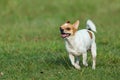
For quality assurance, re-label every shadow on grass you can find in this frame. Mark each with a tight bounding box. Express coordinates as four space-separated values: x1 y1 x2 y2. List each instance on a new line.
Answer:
45 55 71 69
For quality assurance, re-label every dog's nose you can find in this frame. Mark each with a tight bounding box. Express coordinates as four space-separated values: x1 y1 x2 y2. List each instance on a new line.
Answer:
60 27 64 34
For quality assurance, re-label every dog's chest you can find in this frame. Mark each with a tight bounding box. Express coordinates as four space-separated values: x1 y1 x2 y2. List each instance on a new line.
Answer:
65 39 83 55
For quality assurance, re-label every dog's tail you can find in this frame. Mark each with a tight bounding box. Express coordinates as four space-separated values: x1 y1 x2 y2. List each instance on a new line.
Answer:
86 19 96 32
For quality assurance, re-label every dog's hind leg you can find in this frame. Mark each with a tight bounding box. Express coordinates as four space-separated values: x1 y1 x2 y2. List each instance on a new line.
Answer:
91 42 97 69
82 53 88 67
76 56 80 65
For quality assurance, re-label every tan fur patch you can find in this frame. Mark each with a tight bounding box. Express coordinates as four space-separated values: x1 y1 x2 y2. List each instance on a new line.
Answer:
72 27 77 35
88 31 92 39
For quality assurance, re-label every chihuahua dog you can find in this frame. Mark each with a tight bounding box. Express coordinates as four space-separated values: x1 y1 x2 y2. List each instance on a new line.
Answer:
60 19 97 70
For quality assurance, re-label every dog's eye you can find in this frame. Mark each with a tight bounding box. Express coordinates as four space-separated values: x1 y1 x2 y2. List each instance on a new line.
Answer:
66 28 71 30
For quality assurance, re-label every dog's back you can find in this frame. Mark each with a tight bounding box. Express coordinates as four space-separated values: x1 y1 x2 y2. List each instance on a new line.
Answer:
74 29 95 52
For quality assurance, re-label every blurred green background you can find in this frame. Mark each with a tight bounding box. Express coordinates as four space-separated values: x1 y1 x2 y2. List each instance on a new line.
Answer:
0 0 120 80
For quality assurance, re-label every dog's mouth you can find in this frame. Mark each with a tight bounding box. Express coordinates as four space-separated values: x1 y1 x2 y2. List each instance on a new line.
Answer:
61 33 71 38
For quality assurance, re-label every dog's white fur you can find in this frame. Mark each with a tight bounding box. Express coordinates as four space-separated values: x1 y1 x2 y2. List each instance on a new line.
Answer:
62 20 97 70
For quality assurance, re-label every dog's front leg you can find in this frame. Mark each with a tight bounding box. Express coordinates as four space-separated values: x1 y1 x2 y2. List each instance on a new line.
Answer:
69 54 81 70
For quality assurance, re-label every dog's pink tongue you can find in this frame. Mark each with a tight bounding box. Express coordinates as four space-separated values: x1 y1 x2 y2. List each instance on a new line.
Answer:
61 34 67 38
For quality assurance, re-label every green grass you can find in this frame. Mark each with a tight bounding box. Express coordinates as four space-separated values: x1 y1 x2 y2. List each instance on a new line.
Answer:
0 0 120 80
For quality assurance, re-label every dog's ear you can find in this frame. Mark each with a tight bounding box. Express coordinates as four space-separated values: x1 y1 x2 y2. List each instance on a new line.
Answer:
66 21 70 23
73 20 79 29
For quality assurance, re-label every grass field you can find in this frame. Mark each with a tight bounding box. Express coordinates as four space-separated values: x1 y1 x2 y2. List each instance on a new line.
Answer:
0 0 120 80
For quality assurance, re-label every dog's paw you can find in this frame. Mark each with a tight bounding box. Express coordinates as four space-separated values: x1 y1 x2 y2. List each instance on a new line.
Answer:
74 64 81 70
83 63 88 67
92 66 96 70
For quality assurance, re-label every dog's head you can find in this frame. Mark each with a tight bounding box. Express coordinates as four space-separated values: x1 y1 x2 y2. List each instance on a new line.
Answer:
60 20 80 38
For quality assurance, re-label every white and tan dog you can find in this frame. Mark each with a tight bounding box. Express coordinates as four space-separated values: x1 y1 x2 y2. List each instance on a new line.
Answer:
60 19 97 70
